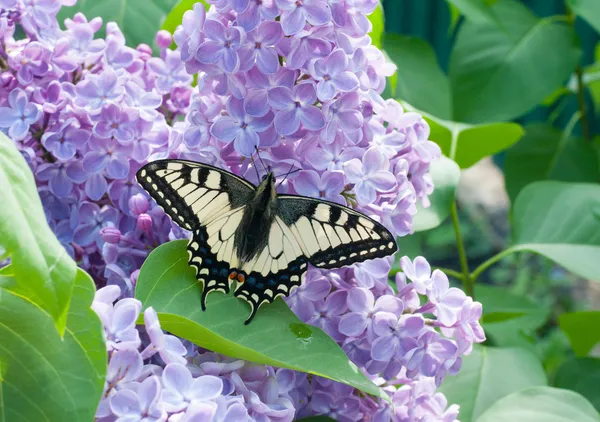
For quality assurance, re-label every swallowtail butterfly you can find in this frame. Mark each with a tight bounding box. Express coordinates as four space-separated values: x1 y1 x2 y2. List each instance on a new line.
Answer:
136 159 398 324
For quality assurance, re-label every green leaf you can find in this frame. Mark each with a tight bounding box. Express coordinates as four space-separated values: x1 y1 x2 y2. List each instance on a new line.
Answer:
567 0 600 34
476 387 600 422
0 132 76 335
368 2 384 49
444 0 497 25
384 33 525 168
135 240 388 401
476 284 548 324
438 346 547 422
509 182 600 282
504 124 599 204
57 0 179 51
559 311 600 356
415 109 524 169
383 34 452 120
449 0 581 123
554 357 600 411
413 155 461 232
162 0 208 36
0 269 106 421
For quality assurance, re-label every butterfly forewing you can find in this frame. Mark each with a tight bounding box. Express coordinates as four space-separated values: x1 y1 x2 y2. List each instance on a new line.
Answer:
276 195 398 268
136 160 255 307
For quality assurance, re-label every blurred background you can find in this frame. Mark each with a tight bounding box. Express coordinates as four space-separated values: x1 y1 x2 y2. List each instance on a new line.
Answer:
379 0 600 407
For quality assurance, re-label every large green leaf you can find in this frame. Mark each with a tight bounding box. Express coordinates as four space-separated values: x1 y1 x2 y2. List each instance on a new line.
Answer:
444 0 497 25
449 0 581 123
554 357 600 411
0 133 76 334
504 124 599 204
384 34 524 169
559 311 600 356
57 0 178 49
476 387 600 422
567 0 600 34
509 182 600 282
383 34 452 120
476 284 548 324
0 269 106 421
426 114 524 169
135 240 388 401
438 346 547 422
413 155 461 232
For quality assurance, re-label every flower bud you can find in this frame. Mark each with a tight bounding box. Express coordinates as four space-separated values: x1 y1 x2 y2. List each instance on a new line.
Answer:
136 43 153 60
130 269 140 286
100 227 122 244
137 213 153 232
129 193 149 216
155 30 172 49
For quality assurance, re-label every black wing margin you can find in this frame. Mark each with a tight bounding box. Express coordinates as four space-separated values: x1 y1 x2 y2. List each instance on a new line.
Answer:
136 159 255 231
136 159 256 308
276 195 398 269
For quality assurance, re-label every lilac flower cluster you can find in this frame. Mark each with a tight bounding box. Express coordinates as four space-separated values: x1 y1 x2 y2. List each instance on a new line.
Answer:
0 0 192 283
93 285 297 422
2 0 485 420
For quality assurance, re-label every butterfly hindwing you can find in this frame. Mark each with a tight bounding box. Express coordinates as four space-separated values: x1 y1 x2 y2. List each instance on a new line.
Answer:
136 160 255 307
276 195 398 268
233 216 310 323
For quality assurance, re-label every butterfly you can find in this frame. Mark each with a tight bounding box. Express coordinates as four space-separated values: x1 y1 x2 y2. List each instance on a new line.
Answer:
136 159 398 324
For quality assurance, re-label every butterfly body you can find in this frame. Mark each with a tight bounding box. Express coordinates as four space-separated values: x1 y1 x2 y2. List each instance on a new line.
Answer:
136 159 398 324
234 172 277 264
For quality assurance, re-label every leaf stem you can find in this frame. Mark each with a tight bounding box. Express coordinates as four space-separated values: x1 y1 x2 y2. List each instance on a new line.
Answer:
470 247 516 282
450 201 473 298
575 65 591 141
434 267 464 281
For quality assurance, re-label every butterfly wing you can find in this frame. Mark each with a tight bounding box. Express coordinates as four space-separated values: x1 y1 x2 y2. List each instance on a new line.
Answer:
233 195 397 324
136 159 255 307
277 195 398 268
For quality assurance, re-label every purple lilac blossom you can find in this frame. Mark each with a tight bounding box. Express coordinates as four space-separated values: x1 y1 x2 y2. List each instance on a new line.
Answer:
4 1 486 420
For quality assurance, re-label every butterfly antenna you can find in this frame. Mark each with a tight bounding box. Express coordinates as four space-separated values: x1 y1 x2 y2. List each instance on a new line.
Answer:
249 155 261 181
275 163 299 189
254 146 268 175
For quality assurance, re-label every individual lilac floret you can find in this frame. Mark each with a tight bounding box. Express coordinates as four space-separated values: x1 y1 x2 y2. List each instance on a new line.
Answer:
162 363 223 413
210 97 273 156
240 20 283 74
95 297 142 351
311 49 360 101
293 170 346 204
92 104 137 144
9 41 50 84
370 313 425 364
339 288 403 338
142 307 188 365
41 118 90 160
276 0 332 35
197 19 245 73
344 148 397 205
96 349 143 417
110 376 167 422
75 69 124 112
0 88 42 140
268 83 325 136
